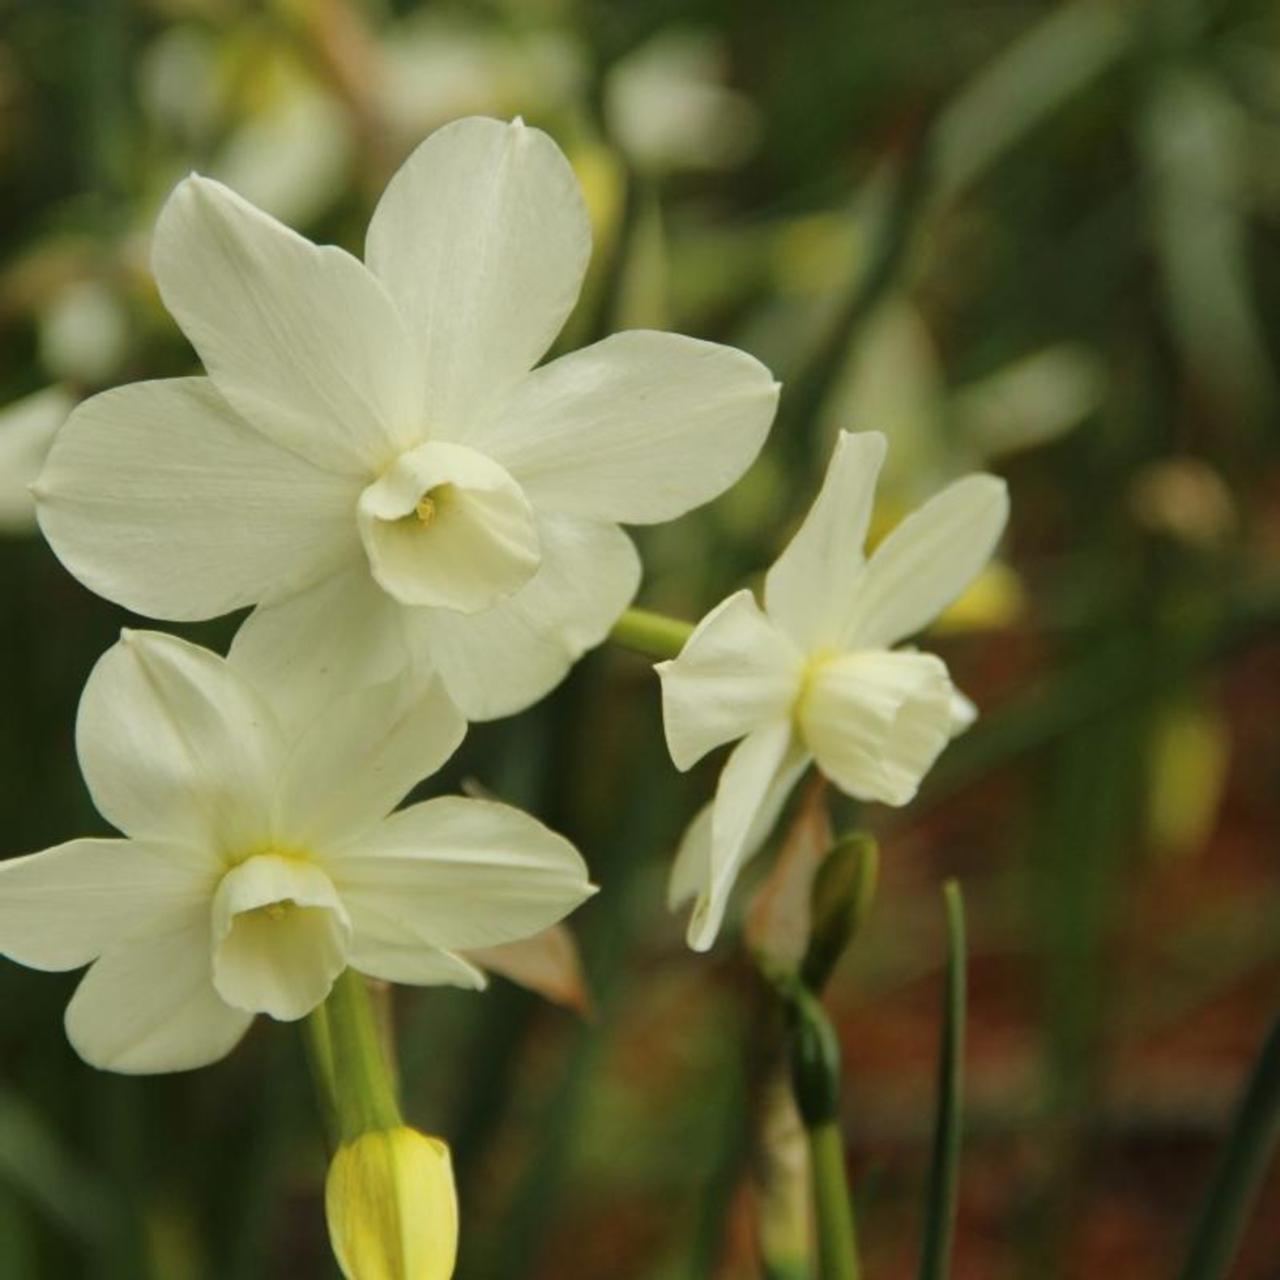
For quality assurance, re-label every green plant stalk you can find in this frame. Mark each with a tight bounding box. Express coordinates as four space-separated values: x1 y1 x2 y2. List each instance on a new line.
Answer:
609 607 694 660
787 987 861 1280
809 1120 861 1280
1177 1009 1280 1280
306 970 402 1146
918 881 967 1280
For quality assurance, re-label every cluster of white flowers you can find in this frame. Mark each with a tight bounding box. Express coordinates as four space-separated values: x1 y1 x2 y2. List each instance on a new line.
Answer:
0 116 1008 1079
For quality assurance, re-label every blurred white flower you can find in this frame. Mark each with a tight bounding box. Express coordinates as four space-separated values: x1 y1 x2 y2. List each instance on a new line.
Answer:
212 81 354 228
0 387 73 534
380 19 585 139
605 30 760 175
659 431 1008 950
37 116 778 722
0 630 594 1073
38 281 131 386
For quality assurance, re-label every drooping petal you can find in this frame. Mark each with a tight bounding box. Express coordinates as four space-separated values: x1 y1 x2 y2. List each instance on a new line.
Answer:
356 441 539 612
475 331 779 524
76 631 284 855
152 175 421 473
842 475 1009 649
800 650 955 805
667 802 713 910
350 939 487 991
417 515 640 721
656 590 803 772
0 386 72 533
65 919 253 1074
0 838 215 971
365 116 590 432
764 430 887 649
328 797 594 953
277 674 465 850
228 562 415 741
465 925 592 1014
686 720 810 951
950 687 979 734
211 855 351 1021
36 378 362 620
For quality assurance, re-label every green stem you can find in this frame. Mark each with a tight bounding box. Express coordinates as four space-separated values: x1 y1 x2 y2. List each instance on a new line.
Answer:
306 970 402 1144
786 987 862 1279
608 607 694 660
302 1002 338 1146
809 1121 861 1280
918 881 967 1280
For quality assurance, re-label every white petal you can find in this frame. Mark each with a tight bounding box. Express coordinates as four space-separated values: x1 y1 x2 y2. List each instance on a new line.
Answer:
842 475 1010 649
76 631 284 855
228 562 415 741
950 687 979 734
153 174 421 473
418 515 640 721
351 941 487 991
36 378 362 620
277 674 465 850
800 650 955 805
688 720 809 952
211 855 351 1021
0 386 72 533
764 431 887 649
656 590 803 771
327 797 594 952
65 919 253 1074
667 801 713 910
356 441 539 612
0 838 215 971
475 331 779 524
365 117 590 432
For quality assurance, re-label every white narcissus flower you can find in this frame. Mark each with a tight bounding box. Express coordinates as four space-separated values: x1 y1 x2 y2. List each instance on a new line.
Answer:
658 431 1009 951
0 631 594 1074
34 115 779 724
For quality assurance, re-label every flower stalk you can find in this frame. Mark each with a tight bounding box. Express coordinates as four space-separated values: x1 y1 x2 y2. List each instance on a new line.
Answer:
787 986 862 1280
318 968 403 1142
809 1119 862 1280
308 972 460 1280
609 607 694 660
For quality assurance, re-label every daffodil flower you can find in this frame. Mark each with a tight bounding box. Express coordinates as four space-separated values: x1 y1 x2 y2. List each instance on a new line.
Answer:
0 630 594 1073
658 431 1009 950
34 116 779 723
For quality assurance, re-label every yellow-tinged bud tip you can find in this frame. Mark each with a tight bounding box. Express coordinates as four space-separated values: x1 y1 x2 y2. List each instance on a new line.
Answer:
325 1128 458 1280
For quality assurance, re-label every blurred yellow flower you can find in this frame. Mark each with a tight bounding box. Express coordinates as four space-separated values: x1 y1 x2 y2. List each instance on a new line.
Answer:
326 1128 458 1280
932 562 1025 633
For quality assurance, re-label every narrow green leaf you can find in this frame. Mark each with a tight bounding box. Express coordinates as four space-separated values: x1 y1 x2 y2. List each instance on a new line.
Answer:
1178 1010 1280 1280
917 880 967 1280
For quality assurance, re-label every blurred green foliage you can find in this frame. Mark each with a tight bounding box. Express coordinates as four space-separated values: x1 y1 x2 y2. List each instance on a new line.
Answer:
2 0 1280 1276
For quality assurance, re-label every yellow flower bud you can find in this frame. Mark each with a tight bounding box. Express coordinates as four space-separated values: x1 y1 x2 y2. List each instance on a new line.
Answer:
325 1128 458 1280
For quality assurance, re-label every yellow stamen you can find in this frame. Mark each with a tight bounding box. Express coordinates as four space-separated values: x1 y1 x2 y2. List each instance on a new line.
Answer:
415 495 437 526
262 900 292 921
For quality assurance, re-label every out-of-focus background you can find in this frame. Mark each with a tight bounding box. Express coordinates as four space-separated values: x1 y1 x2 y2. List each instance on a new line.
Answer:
2 0 1280 1276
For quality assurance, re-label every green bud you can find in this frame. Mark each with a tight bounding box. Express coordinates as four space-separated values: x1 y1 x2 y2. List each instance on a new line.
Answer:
800 833 879 993
787 987 843 1129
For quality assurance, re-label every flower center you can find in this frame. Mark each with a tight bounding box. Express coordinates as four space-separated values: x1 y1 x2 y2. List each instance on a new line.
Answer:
357 442 540 614
210 854 351 1022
